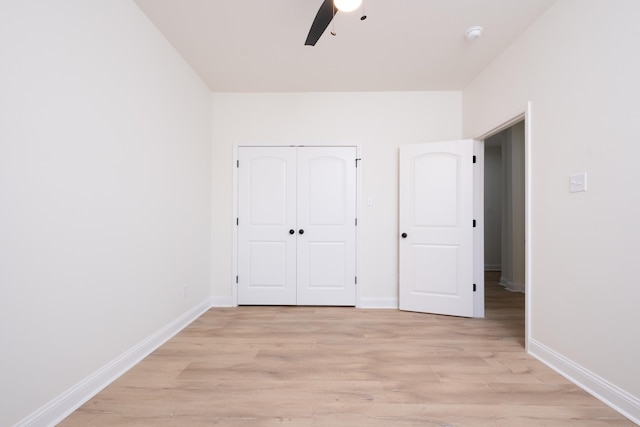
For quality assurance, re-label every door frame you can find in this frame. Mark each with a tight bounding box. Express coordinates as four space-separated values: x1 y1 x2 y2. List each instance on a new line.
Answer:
232 143 362 307
472 102 532 350
473 140 485 318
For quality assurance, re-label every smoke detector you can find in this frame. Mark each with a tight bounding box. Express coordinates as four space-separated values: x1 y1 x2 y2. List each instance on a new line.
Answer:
465 26 483 41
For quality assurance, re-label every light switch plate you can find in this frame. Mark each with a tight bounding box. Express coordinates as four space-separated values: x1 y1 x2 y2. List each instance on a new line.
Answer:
569 173 587 193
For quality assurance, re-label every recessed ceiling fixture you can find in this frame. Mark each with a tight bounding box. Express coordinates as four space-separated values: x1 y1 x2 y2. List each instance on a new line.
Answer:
334 0 362 13
465 26 484 41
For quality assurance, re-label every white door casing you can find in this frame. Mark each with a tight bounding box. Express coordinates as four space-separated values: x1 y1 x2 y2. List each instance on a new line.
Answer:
399 140 475 317
237 146 356 306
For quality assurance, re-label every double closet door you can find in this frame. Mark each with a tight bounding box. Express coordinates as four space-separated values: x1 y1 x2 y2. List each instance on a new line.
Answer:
237 146 357 306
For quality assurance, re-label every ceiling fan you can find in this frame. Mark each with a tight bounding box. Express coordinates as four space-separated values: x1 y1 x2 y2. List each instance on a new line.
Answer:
305 0 366 46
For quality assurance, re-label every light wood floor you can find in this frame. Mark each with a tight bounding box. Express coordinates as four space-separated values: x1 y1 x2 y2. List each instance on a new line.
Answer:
61 273 634 426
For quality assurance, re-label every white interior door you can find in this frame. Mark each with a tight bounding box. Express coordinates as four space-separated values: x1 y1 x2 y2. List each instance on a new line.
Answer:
237 147 297 305
237 146 356 306
296 147 357 306
399 140 475 317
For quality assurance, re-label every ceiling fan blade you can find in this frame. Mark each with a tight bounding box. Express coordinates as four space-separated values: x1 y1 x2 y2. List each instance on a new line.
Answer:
305 0 337 46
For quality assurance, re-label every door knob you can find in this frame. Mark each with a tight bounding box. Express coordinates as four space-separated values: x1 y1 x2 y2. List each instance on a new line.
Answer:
289 229 295 235
401 232 407 238
299 229 304 235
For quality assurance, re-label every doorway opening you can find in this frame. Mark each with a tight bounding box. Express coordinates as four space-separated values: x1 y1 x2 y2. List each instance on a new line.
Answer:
483 120 526 345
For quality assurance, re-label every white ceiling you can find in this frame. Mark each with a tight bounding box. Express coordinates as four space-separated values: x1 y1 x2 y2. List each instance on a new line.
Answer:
133 0 556 92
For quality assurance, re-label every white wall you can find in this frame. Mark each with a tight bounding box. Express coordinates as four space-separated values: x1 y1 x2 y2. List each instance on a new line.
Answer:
0 1 212 425
506 122 525 292
211 92 461 306
484 140 502 270
464 0 640 420
492 123 526 292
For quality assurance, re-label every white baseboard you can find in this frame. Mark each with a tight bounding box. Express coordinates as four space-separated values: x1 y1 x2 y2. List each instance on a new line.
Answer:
213 295 399 309
211 296 234 307
529 338 640 425
506 281 525 293
498 276 525 293
358 297 398 309
17 298 213 427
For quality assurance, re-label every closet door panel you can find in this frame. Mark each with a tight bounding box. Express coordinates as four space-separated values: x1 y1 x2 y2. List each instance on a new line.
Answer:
296 147 357 306
237 147 297 305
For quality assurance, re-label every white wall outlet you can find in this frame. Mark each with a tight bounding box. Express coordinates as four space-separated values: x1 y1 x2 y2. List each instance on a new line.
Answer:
367 197 374 207
569 173 587 193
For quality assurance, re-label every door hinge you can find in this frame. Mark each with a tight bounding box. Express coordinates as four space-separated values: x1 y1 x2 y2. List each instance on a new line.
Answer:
473 219 476 227
236 276 239 284
236 160 239 168
473 155 476 164
355 158 361 168
236 218 239 226
473 283 476 292
355 218 358 226
355 276 358 285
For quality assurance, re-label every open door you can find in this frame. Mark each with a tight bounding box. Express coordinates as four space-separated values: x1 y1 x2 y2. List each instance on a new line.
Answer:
399 140 475 317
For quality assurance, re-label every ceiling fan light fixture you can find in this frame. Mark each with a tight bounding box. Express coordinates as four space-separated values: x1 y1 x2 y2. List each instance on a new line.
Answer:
334 0 362 13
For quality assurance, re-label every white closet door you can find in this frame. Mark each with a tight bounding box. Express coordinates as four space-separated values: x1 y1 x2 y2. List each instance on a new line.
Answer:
399 140 474 317
237 147 297 305
237 146 357 306
296 147 357 306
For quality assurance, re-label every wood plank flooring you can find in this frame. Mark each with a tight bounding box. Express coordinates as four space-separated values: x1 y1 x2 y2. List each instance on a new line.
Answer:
60 273 634 426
